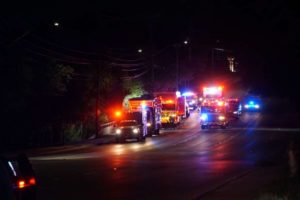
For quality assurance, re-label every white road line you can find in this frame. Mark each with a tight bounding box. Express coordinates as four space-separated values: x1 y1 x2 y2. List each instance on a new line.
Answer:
230 127 300 132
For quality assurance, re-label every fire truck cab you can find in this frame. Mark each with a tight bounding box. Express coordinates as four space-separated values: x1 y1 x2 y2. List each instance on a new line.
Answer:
128 94 162 136
153 92 187 128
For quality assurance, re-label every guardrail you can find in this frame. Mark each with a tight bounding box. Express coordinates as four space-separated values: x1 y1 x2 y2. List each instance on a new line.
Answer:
99 121 115 128
95 121 116 137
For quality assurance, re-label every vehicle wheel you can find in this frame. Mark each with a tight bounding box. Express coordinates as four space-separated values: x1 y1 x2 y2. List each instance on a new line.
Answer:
115 137 123 143
155 129 160 135
201 125 206 129
172 123 177 129
221 125 227 129
139 136 146 142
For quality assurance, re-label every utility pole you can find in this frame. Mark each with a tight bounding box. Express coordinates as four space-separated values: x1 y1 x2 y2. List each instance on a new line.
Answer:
188 44 192 66
95 64 100 138
175 44 180 91
148 21 155 92
212 47 233 73
151 56 154 88
211 48 214 71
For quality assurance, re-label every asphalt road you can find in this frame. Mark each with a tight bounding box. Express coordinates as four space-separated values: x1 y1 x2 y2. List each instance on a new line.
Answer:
29 111 300 200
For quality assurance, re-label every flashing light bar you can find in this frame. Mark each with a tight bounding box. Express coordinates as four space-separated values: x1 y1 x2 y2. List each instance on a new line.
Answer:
201 113 208 121
244 103 260 109
217 101 224 106
165 100 174 104
182 91 195 97
203 86 223 97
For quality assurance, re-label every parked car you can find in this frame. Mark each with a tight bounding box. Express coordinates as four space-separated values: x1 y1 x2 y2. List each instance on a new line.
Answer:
0 154 36 200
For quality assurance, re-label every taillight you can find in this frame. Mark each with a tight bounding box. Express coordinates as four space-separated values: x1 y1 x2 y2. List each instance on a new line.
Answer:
29 177 36 185
16 177 36 189
18 180 25 189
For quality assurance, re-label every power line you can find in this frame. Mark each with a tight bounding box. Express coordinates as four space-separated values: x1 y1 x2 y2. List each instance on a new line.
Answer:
0 17 147 63
121 66 147 72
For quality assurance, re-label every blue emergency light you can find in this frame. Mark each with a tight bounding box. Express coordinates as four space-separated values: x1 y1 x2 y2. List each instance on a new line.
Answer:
244 100 260 110
201 113 208 121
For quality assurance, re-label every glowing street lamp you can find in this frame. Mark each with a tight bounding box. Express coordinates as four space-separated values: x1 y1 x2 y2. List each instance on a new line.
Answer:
53 21 60 27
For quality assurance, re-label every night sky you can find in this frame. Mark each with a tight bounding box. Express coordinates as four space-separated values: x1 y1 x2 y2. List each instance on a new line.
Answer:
1 0 299 95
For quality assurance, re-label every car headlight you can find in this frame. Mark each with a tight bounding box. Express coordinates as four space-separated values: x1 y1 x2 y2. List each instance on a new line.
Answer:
133 128 139 134
244 104 249 108
254 104 260 109
233 111 238 114
201 113 208 121
116 129 121 134
218 116 225 121
147 122 151 127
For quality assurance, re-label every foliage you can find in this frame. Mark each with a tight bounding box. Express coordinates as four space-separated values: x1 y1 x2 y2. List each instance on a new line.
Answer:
98 68 116 92
49 64 74 94
1 49 122 148
99 113 109 124
63 123 83 143
122 80 146 109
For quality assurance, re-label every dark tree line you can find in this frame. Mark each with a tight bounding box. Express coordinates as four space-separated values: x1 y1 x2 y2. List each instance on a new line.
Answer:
0 47 126 151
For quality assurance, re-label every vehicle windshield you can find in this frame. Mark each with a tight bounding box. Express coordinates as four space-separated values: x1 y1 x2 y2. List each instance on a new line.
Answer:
162 104 176 110
201 106 218 113
118 121 138 126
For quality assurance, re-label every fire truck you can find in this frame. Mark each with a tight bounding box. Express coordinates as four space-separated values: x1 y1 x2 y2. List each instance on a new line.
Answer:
153 92 188 127
128 94 162 136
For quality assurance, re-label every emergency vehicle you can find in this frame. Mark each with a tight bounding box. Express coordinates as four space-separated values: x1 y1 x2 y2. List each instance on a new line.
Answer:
199 86 229 129
114 119 145 142
128 94 162 136
113 94 162 142
226 98 242 118
182 91 198 111
242 95 262 112
200 106 228 129
153 92 188 127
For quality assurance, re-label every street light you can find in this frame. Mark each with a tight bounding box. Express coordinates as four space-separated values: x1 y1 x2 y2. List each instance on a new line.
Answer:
53 21 60 27
138 48 143 53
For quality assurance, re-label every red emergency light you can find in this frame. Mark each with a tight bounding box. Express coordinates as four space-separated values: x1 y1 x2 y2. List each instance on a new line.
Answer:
217 101 224 106
115 111 122 117
165 100 174 104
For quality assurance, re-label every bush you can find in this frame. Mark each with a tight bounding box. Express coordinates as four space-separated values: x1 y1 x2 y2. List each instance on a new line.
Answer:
63 123 83 143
